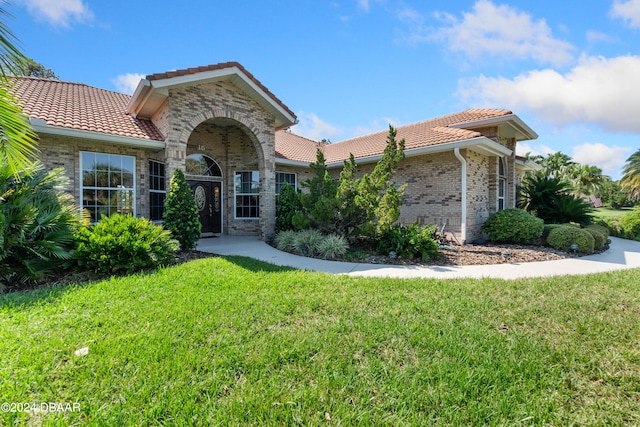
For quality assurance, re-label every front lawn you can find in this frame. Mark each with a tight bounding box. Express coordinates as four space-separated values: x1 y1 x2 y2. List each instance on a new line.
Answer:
2 258 639 425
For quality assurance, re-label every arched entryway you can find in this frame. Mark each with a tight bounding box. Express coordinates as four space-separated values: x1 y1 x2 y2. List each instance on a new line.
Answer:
186 154 223 234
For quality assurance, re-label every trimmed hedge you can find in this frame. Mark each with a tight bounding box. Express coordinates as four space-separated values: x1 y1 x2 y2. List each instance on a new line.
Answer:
584 227 606 251
546 226 595 254
75 214 179 275
481 209 544 243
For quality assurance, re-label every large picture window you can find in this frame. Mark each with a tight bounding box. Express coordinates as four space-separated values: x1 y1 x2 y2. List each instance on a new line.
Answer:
276 172 297 194
81 152 135 223
235 171 259 218
149 160 166 221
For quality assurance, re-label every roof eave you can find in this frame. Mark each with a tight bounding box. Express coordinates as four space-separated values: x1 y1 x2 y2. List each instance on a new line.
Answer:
30 119 165 151
449 114 538 141
138 66 297 129
323 137 512 168
126 79 152 117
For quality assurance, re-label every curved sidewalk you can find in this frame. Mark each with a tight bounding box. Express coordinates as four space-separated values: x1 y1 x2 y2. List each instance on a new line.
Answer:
196 236 640 280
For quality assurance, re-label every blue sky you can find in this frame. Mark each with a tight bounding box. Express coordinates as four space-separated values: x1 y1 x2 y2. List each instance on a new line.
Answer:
7 0 640 179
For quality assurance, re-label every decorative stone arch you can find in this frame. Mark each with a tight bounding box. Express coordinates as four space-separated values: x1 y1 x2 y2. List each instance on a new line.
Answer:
178 109 266 170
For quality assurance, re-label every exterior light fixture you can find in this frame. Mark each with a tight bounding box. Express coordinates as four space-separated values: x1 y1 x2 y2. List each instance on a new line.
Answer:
570 243 579 254
502 250 511 261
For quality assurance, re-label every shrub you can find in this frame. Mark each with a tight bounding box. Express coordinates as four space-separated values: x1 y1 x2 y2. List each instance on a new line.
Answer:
163 169 201 250
377 223 440 261
585 224 609 238
275 183 301 232
546 226 595 254
618 208 640 241
481 209 544 243
542 224 564 244
317 234 349 259
293 229 324 257
0 161 85 287
550 195 593 225
274 230 297 252
584 227 606 251
75 214 179 275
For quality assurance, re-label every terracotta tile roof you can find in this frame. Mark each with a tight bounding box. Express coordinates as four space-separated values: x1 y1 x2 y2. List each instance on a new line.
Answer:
8 76 164 141
146 61 296 120
276 109 513 164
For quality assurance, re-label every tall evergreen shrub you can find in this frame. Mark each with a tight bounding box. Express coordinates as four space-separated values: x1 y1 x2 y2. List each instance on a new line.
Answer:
163 169 201 250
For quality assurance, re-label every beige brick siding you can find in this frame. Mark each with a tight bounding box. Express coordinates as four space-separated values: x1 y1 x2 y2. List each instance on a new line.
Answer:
160 80 278 239
37 134 164 219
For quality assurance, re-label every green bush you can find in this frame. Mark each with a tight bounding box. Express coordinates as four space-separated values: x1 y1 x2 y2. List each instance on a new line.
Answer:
584 227 606 251
542 224 564 244
377 223 440 261
317 234 349 259
75 214 179 275
293 229 324 257
546 226 595 254
0 161 85 287
163 169 201 250
274 230 297 252
618 208 640 241
275 183 301 232
585 224 609 238
481 209 544 243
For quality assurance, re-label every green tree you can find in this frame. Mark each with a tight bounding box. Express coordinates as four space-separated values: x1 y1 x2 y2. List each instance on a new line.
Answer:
163 169 201 250
568 164 608 196
620 149 640 201
0 6 38 174
16 57 59 79
296 149 339 233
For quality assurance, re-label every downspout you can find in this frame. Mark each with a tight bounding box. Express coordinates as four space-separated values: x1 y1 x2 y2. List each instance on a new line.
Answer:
454 148 467 244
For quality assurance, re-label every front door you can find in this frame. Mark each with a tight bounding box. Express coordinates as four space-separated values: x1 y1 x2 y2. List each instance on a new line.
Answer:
189 181 222 234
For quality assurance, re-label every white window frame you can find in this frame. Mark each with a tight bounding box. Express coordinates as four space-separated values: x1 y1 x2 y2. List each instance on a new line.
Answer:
498 157 506 211
80 151 136 223
275 172 297 194
234 170 260 219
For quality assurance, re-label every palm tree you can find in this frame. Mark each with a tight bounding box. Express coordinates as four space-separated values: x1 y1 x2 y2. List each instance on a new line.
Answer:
620 149 640 201
569 164 607 196
0 5 38 175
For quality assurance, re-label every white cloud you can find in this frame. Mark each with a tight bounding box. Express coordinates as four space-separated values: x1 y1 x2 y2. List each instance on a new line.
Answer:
586 30 616 43
357 0 369 12
351 117 402 139
610 0 640 28
20 0 93 27
571 142 632 177
111 73 145 95
516 143 555 157
428 0 574 66
458 55 640 133
293 111 343 142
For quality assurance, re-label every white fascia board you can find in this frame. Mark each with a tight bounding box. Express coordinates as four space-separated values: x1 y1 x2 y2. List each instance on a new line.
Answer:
324 137 512 168
449 114 538 140
126 79 152 116
150 67 296 126
275 158 313 167
31 121 165 151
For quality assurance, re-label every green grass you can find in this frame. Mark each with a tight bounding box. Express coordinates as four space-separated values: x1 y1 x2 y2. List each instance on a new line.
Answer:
592 207 634 220
2 258 640 426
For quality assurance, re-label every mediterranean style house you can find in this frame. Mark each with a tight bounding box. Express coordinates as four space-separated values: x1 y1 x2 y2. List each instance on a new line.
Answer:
9 62 539 243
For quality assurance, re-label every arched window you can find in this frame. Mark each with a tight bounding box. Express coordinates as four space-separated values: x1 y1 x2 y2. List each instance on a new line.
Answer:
185 154 222 177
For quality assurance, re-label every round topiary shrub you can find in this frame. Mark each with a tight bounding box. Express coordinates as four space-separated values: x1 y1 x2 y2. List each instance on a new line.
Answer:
542 224 565 244
584 227 606 251
75 214 179 275
481 208 544 243
546 226 595 254
585 224 609 238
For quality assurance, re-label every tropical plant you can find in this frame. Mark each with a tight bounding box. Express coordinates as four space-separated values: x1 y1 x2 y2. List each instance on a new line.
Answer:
550 195 593 225
520 175 569 221
0 161 85 287
481 208 544 243
163 169 201 250
568 164 607 196
292 229 324 257
620 149 640 201
274 229 297 252
75 214 179 275
0 6 39 175
317 234 349 259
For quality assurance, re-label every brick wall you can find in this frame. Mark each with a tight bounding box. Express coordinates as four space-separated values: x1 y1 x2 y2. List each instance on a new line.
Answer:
37 134 164 219
160 80 278 239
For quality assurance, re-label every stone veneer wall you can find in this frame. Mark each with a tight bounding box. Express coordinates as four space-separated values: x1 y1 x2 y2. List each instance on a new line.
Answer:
37 134 164 219
160 80 278 239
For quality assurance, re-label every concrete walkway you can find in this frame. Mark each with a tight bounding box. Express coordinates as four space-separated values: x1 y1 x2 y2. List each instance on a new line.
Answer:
196 235 640 280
